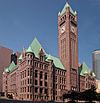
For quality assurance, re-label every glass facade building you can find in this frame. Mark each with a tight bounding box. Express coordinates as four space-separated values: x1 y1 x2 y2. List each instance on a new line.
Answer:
92 50 100 80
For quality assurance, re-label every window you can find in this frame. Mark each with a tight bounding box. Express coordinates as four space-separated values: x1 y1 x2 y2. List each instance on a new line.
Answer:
55 76 57 82
40 56 43 61
35 70 38 78
30 87 32 92
34 62 38 68
44 65 48 69
45 81 47 87
40 81 43 86
60 77 61 83
56 91 57 95
25 70 26 77
45 73 47 80
40 64 43 69
30 68 32 76
27 86 29 92
35 87 38 93
44 89 48 94
35 80 37 85
40 88 43 94
28 68 30 76
56 84 57 89
40 71 43 79
30 78 32 84
28 78 30 84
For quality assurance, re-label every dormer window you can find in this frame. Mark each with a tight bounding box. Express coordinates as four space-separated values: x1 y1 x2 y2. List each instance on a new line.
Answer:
39 48 45 62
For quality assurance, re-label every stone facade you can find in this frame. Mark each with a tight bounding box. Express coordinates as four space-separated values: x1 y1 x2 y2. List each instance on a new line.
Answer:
2 2 96 102
78 63 96 92
58 2 78 91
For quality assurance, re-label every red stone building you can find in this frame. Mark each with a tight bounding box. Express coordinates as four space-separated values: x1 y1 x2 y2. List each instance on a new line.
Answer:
2 2 96 102
78 62 96 92
0 46 13 92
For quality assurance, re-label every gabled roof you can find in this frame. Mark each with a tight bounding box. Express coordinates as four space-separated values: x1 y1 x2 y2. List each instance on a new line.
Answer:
58 2 77 16
30 38 44 58
78 62 95 77
5 61 18 73
78 62 90 76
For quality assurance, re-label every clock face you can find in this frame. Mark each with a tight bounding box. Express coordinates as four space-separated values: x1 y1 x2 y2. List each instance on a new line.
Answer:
60 25 65 34
71 25 75 33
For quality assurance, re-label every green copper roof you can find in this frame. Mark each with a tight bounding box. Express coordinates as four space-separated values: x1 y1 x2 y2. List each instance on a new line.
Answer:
5 68 10 73
26 46 33 53
58 2 77 16
18 38 65 70
18 54 22 60
30 38 43 58
46 54 52 61
46 54 65 70
4 61 18 73
78 62 90 76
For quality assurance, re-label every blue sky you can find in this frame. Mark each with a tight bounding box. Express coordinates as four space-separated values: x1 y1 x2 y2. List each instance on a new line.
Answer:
0 0 100 69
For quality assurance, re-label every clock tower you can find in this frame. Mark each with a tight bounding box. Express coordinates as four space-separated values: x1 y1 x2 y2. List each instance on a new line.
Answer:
58 2 78 91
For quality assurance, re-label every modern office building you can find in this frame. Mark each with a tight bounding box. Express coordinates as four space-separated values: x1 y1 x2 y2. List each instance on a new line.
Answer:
92 50 100 80
0 46 13 92
2 2 96 102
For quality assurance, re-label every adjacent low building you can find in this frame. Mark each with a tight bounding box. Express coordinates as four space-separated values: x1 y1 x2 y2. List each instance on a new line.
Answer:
78 62 96 92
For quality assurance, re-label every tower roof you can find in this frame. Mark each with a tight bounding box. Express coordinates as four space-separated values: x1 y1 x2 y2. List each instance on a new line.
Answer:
58 2 77 16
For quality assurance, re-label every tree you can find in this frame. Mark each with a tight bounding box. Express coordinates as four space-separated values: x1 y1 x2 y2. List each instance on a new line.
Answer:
78 86 97 102
62 91 79 102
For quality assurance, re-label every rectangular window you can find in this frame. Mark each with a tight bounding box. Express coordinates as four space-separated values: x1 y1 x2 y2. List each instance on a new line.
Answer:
45 73 47 80
28 78 30 84
35 70 38 78
27 86 29 92
45 81 47 87
40 81 43 86
40 71 43 79
30 68 32 76
35 80 38 85
40 88 43 94
25 70 26 77
44 89 48 94
27 94 29 99
28 68 30 76
35 87 38 93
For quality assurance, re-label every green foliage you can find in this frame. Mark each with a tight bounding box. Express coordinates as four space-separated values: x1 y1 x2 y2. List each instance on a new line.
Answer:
62 86 100 102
